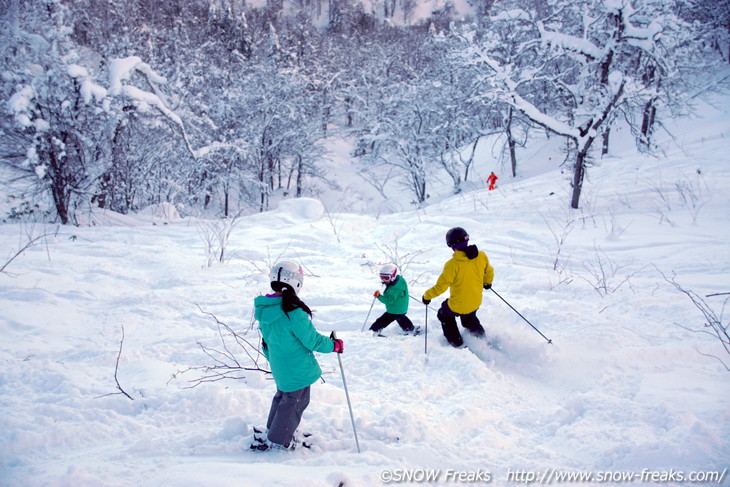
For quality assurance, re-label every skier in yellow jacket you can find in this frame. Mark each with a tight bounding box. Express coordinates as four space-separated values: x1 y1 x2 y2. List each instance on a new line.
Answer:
422 227 494 348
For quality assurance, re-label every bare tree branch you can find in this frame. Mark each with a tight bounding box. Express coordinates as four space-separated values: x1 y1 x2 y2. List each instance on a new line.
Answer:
171 306 270 389
96 325 134 400
660 269 730 372
1 228 57 275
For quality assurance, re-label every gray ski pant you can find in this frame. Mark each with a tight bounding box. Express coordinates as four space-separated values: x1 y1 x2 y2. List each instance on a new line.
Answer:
266 385 311 446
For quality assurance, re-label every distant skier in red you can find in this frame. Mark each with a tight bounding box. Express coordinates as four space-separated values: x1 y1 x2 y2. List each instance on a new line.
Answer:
487 172 498 190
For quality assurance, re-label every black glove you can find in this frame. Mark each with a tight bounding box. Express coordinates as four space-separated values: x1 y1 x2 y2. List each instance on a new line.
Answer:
483 283 492 290
261 338 268 350
421 295 431 305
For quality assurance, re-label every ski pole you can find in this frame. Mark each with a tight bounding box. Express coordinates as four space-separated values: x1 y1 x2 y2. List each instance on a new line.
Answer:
409 294 434 354
408 294 433 354
360 295 377 332
331 331 361 453
409 294 437 313
424 302 428 355
490 288 553 344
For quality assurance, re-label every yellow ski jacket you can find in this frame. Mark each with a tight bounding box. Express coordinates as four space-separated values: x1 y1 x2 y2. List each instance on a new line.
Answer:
424 245 494 314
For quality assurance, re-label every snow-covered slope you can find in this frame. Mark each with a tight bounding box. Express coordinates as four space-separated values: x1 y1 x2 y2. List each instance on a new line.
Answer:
1 103 728 487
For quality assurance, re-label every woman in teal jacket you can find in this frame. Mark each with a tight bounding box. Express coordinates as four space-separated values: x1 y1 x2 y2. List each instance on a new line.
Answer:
252 260 343 452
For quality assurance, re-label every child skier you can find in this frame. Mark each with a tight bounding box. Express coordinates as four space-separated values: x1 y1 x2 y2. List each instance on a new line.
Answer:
421 227 494 348
369 264 419 336
251 260 344 452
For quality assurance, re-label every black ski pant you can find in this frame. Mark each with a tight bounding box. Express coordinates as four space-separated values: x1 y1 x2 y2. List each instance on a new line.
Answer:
266 385 311 446
437 299 485 347
370 312 415 332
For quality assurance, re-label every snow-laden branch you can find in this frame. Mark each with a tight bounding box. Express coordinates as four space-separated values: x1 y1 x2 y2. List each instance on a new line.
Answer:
536 2 662 62
607 0 663 52
108 57 196 159
508 91 579 139
194 141 251 160
69 56 196 159
108 57 166 96
537 21 604 60
492 8 531 23
466 49 580 139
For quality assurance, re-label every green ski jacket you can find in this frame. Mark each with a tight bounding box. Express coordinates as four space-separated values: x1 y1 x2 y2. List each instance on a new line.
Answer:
254 295 334 392
378 275 410 315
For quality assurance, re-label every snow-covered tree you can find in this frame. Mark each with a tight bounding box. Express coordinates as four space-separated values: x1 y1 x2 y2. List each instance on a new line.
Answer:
101 112 193 214
241 64 326 211
451 13 542 179
351 26 453 204
0 0 190 224
0 1 114 224
423 25 486 193
3 0 727 220
625 0 730 150
457 0 712 209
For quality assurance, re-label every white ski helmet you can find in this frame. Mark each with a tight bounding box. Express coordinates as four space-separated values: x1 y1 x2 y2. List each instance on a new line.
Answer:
379 263 398 284
270 260 304 294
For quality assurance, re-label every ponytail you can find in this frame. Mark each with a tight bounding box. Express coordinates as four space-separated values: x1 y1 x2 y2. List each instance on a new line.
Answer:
271 282 312 317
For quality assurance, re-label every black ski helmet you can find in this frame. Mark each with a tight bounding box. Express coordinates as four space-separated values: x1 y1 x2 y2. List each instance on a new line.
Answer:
445 227 469 248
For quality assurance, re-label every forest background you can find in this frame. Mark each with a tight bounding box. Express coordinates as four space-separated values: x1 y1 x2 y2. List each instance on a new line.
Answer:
1 0 729 224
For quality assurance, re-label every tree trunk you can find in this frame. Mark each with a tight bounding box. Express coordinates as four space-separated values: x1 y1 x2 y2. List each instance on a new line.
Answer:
571 135 597 209
505 107 517 177
296 155 303 197
601 126 610 157
321 91 329 137
640 98 657 147
570 147 587 209
45 144 71 224
345 96 354 128
51 180 70 224
258 156 267 212
410 162 427 204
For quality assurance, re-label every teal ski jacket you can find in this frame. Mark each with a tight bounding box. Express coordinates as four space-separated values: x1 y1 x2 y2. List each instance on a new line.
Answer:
377 275 409 315
254 295 334 392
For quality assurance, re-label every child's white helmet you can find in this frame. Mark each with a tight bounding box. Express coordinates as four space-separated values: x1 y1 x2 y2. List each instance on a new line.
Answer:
270 260 304 294
379 263 398 284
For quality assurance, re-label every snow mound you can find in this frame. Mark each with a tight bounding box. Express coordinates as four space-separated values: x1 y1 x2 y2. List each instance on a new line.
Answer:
75 207 148 227
75 203 181 227
137 202 181 221
276 197 324 221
